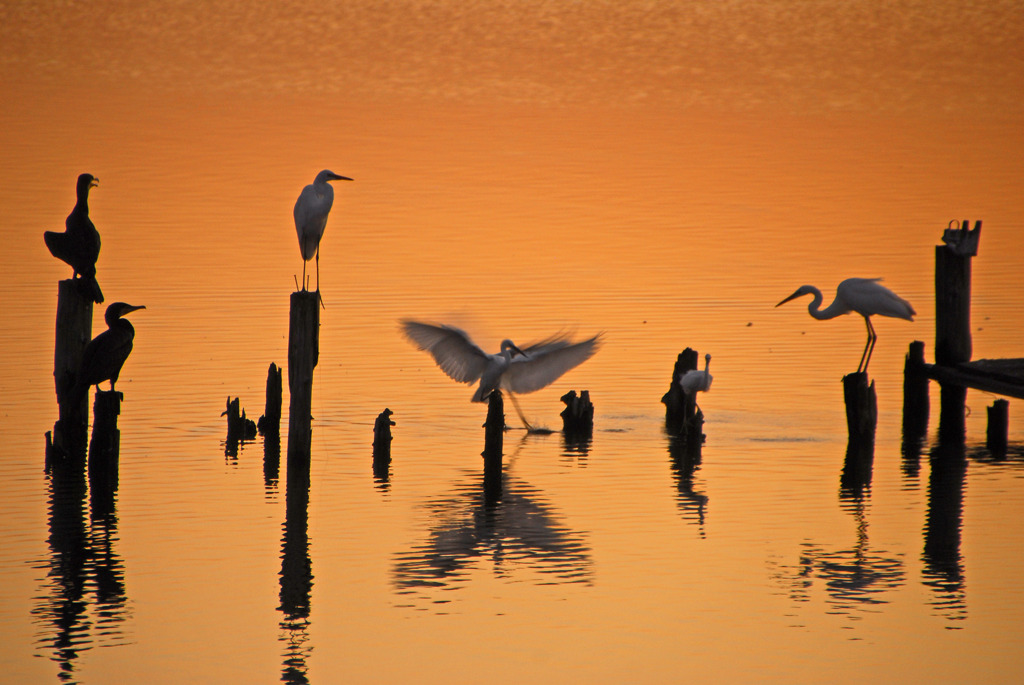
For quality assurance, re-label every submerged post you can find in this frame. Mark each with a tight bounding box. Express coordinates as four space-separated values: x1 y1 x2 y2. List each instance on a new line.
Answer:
51 279 94 459
372 408 395 477
287 291 320 466
986 399 1009 457
935 220 980 366
258 362 283 436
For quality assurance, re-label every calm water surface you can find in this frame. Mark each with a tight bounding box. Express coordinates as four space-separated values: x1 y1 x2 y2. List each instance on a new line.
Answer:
2 1 1024 683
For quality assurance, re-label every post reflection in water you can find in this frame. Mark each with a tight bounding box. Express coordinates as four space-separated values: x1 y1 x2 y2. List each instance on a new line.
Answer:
33 457 129 682
667 436 708 537
278 459 313 685
922 382 970 628
392 457 592 603
770 441 905 623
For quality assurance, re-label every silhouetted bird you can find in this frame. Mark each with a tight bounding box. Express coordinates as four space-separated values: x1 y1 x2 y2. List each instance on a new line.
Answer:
294 169 352 292
44 173 104 303
72 302 145 403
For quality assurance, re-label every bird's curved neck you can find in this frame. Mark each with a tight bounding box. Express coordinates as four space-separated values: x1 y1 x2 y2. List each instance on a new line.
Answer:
806 289 843 320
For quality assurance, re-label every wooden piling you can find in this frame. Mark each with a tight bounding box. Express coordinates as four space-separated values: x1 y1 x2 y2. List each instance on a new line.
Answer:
935 223 979 366
483 391 504 502
662 348 698 437
902 340 930 441
986 399 1009 457
843 371 877 445
938 382 967 446
51 279 94 460
373 408 395 476
287 291 320 466
258 362 282 435
88 390 121 514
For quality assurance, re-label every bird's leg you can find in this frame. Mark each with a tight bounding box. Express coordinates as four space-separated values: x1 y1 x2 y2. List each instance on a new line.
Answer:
315 247 325 310
857 317 877 374
301 260 307 291
507 392 536 433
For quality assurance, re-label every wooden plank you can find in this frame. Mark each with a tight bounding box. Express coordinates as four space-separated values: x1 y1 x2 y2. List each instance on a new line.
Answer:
923 358 1024 400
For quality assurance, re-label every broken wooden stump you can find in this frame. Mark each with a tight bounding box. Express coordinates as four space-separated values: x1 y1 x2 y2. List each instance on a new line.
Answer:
987 399 1009 457
258 362 283 436
287 290 319 467
843 371 877 446
560 390 594 436
661 347 699 439
373 408 395 477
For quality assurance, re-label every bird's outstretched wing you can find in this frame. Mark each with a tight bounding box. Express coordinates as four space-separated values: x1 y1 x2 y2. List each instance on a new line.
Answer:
504 333 601 394
400 320 491 384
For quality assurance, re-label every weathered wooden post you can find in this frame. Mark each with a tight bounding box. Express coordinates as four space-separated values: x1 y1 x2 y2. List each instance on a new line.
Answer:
986 399 1009 457
661 348 698 438
258 362 283 436
938 383 968 446
843 372 877 445
287 291 319 466
483 391 504 502
50 279 94 460
88 390 121 515
935 220 980 366
373 408 395 478
902 340 930 442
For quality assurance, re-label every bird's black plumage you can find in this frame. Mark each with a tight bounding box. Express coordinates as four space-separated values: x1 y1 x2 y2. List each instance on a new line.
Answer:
71 302 145 403
44 173 104 303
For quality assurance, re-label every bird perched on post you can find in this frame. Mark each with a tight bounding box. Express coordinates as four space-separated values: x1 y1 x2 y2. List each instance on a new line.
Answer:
400 320 601 431
776 277 915 374
71 302 145 404
44 173 104 303
678 353 713 410
293 169 353 293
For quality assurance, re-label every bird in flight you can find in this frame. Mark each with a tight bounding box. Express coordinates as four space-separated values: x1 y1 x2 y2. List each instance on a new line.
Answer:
400 320 601 431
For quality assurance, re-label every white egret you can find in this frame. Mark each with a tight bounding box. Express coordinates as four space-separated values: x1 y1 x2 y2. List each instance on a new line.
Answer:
293 169 352 292
400 320 602 431
776 277 915 373
44 173 103 303
71 302 145 403
678 353 712 410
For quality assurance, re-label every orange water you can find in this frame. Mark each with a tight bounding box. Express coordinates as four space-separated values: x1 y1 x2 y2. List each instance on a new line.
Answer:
2 2 1024 683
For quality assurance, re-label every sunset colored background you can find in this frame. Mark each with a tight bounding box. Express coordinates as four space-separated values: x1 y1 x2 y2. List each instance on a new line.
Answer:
2 1 1023 683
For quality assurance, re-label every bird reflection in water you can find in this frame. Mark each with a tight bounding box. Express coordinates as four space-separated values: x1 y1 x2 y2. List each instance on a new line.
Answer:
768 443 905 623
668 437 708 537
33 458 130 681
922 439 968 627
392 468 593 604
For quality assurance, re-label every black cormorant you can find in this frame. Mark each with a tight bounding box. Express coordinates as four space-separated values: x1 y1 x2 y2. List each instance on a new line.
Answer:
44 173 104 303
71 302 145 403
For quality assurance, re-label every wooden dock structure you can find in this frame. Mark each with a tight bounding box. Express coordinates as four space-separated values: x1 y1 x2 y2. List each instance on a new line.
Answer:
905 220 1020 449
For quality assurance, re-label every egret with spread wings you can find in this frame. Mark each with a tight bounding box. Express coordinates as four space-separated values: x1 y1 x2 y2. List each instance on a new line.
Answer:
400 320 601 431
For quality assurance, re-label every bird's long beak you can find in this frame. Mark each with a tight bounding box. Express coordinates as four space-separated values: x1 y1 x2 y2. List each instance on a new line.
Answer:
91 178 99 188
333 174 353 182
511 344 528 359
775 291 802 307
124 304 146 314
